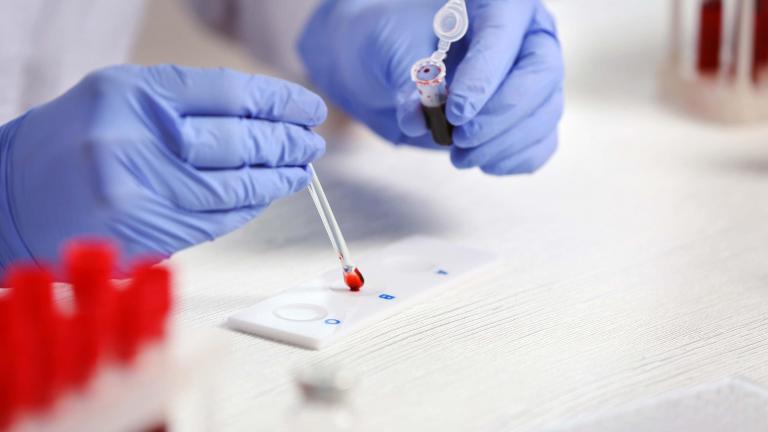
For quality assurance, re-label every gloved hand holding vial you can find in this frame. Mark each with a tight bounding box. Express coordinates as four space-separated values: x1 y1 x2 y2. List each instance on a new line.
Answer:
300 0 565 175
410 0 470 145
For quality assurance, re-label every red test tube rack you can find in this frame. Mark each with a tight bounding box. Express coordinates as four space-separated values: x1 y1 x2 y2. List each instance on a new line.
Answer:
0 239 182 432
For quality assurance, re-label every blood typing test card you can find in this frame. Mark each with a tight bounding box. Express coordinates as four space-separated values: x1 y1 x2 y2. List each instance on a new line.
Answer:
228 237 499 350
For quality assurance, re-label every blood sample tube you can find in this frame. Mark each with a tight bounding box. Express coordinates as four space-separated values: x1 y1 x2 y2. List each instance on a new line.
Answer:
698 0 723 75
132 261 172 342
0 283 38 428
411 58 453 145
755 0 768 83
53 313 79 391
0 294 19 429
64 240 117 385
114 280 142 363
8 264 57 409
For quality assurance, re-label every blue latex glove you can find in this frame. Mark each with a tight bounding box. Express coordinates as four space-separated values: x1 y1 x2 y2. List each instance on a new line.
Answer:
299 0 563 175
0 65 327 272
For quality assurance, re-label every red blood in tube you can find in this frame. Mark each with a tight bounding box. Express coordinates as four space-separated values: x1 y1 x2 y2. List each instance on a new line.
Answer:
52 313 79 391
68 313 98 387
344 268 365 292
147 266 172 339
7 264 57 409
64 239 116 304
0 295 18 429
145 266 171 339
755 0 768 82
698 0 722 75
0 281 34 416
114 281 142 363
131 261 172 342
64 240 118 385
113 259 172 363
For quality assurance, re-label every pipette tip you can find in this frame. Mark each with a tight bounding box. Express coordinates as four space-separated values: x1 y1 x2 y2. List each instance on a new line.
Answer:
344 267 365 292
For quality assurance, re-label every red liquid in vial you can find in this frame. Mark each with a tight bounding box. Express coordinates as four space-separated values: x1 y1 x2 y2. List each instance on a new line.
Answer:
698 0 722 75
8 265 57 409
422 103 453 146
755 0 768 82
344 268 365 292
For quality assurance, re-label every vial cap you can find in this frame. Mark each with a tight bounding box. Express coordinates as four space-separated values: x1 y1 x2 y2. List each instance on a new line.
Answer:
433 0 468 43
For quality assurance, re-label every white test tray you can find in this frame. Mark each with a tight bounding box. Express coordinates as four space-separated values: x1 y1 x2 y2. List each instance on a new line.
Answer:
227 236 499 350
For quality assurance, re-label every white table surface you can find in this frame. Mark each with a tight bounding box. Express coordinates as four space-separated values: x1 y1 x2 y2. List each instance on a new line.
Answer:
169 1 768 430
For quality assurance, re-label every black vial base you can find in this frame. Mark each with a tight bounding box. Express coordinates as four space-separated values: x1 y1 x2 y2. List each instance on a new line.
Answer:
422 104 453 146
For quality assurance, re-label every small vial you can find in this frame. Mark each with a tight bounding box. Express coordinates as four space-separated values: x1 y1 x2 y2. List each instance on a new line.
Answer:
283 366 358 432
411 58 453 145
697 0 723 75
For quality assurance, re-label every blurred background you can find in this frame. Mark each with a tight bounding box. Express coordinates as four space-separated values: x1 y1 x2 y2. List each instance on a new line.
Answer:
132 0 260 73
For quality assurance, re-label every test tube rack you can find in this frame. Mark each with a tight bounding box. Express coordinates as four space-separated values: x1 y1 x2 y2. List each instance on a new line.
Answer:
0 240 220 432
660 0 768 122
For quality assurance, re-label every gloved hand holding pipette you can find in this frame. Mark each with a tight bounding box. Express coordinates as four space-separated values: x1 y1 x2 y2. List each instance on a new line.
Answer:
299 0 564 175
0 65 326 271
0 0 566 274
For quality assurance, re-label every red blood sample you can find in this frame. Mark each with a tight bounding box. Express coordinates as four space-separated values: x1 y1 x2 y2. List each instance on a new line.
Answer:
114 282 142 364
64 239 116 302
68 313 99 388
0 295 18 429
698 0 722 75
112 259 171 364
0 280 34 422
422 103 453 145
63 240 118 386
131 261 172 342
755 0 768 82
7 264 57 409
52 313 79 392
343 267 365 292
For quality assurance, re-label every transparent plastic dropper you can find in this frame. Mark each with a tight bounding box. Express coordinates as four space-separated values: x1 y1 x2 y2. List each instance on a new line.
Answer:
306 164 364 291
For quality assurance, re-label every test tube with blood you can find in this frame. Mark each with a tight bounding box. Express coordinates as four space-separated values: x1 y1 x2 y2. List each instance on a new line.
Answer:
754 0 768 82
698 0 723 75
411 0 468 146
412 59 453 145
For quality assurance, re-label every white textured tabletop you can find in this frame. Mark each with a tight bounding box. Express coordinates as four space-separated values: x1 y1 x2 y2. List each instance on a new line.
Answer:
169 1 768 430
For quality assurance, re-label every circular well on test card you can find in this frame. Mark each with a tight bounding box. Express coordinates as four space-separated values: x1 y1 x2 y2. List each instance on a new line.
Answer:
273 304 328 322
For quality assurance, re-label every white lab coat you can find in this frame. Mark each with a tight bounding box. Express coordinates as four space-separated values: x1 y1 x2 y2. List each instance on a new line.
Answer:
0 0 319 124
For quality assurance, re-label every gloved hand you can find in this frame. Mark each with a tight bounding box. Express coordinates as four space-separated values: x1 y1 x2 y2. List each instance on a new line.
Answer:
0 65 327 272
299 0 563 175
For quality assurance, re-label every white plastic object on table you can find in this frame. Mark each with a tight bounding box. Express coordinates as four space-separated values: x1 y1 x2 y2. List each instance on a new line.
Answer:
227 236 498 350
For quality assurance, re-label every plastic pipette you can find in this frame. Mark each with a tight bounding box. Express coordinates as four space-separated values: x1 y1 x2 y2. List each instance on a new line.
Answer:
306 164 365 291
